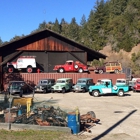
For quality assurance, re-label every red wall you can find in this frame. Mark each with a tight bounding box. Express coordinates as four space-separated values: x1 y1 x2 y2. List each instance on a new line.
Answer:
3 72 126 90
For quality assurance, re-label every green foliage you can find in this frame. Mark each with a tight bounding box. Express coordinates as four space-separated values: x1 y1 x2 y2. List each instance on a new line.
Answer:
52 18 61 33
92 58 105 66
0 37 3 46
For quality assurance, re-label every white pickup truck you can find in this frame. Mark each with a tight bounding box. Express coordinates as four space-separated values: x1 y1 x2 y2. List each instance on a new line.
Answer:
7 56 36 73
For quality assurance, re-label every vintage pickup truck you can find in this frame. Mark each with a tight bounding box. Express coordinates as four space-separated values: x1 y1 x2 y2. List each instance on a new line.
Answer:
89 79 129 97
132 78 140 92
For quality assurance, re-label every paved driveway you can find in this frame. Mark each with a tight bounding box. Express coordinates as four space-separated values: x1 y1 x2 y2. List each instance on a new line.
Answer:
29 91 140 140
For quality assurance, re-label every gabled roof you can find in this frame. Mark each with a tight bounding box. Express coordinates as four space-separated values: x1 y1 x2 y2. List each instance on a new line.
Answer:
0 29 107 59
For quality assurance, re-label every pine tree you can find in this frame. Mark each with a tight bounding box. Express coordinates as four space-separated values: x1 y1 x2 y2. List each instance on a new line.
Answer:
52 18 61 33
67 17 80 42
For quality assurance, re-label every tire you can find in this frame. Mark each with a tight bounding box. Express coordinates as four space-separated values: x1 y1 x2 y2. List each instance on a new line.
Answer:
27 67 33 73
92 90 99 97
62 88 66 93
78 68 83 73
89 92 92 96
59 68 64 73
118 90 124 97
87 111 96 118
99 69 103 74
43 89 47 93
8 67 14 73
74 65 78 69
133 90 136 93
114 69 119 74
82 88 86 93
20 90 23 97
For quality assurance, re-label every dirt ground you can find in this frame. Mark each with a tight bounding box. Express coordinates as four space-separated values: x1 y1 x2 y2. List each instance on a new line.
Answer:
29 90 140 140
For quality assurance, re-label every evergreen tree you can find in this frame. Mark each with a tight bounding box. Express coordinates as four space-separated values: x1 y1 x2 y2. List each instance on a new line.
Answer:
52 18 61 33
60 18 69 37
80 14 86 26
67 17 80 42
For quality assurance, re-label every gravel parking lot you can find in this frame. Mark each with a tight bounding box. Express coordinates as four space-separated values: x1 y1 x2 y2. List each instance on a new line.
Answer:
31 91 140 140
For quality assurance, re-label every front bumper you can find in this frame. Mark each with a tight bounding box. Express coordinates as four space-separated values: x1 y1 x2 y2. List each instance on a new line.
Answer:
9 89 20 94
83 69 89 72
73 88 84 92
35 88 44 92
51 86 63 92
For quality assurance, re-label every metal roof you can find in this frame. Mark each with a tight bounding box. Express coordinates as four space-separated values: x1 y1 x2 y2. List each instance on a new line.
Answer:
0 29 107 59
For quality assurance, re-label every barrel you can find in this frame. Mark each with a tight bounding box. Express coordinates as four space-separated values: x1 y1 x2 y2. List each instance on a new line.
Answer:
67 112 80 134
18 109 22 116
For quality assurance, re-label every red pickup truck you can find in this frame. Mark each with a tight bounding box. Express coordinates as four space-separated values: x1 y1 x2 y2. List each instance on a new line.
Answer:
133 79 140 92
53 60 88 73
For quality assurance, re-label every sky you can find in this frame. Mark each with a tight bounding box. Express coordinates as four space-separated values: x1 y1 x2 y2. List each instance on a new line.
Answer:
0 0 97 42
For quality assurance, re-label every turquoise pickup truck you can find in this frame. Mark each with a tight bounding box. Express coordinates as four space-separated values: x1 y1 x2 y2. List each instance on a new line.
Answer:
89 79 129 97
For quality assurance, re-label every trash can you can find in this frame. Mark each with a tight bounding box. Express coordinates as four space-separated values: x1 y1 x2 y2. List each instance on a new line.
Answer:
67 112 80 134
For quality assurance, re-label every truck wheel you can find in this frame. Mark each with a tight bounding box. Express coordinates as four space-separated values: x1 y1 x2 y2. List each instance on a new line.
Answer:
78 68 83 73
118 90 124 97
27 67 33 73
114 69 119 74
59 68 64 73
82 88 86 93
62 88 66 93
43 89 47 93
8 67 14 73
99 69 103 74
92 90 99 97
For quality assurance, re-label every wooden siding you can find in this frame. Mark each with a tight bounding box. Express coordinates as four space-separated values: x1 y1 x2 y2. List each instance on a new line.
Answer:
17 36 83 52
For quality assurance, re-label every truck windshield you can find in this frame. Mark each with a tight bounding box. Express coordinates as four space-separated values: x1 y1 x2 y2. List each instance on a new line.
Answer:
40 81 48 84
117 80 125 83
77 80 86 83
56 80 65 83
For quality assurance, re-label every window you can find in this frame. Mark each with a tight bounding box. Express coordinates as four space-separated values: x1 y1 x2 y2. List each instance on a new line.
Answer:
105 63 110 66
110 63 115 66
41 81 48 84
68 62 72 65
17 59 23 63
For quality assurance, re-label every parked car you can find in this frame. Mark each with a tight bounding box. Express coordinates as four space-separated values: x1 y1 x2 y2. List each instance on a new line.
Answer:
7 81 30 97
132 79 140 92
89 79 129 97
51 78 73 93
34 79 55 93
7 56 36 73
53 60 88 73
129 78 140 90
94 62 122 74
72 78 94 92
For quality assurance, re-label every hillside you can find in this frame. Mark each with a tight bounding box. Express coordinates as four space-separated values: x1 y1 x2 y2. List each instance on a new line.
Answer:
99 44 140 75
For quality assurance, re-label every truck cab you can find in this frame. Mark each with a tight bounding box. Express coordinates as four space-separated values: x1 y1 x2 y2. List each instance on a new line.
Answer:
53 60 88 73
89 79 129 97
